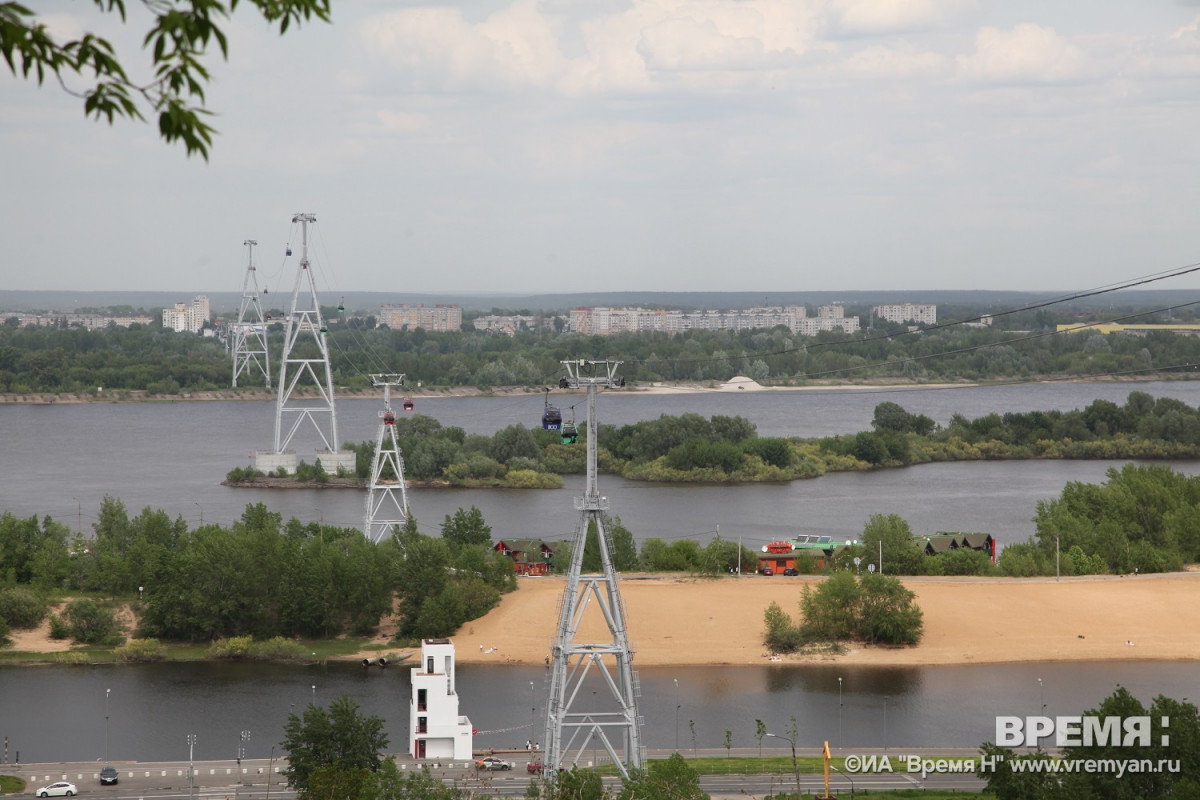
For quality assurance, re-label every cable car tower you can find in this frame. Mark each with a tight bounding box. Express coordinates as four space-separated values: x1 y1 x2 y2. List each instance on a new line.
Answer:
272 213 340 456
544 359 643 779
364 373 411 544
231 239 271 388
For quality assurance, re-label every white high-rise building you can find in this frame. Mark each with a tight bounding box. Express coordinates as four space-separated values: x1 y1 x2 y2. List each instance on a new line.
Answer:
162 296 211 333
872 303 937 326
409 639 474 761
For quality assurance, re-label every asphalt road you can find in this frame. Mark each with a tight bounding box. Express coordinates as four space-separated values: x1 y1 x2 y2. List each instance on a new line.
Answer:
9 747 988 798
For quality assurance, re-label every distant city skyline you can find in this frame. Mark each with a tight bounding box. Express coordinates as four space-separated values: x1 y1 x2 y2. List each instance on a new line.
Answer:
3 2 1199 295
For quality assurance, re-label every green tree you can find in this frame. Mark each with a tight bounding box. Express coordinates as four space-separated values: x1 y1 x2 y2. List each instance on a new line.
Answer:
755 719 766 757
616 752 709 800
61 597 121 645
860 513 925 575
281 694 389 792
0 2 332 158
439 507 492 550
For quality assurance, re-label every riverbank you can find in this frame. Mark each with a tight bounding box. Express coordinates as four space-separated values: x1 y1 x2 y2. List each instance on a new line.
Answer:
0 377 1035 405
449 571 1200 667
6 572 1199 666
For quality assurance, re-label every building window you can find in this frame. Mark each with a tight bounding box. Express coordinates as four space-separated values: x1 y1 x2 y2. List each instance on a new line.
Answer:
418 689 427 712
418 717 427 734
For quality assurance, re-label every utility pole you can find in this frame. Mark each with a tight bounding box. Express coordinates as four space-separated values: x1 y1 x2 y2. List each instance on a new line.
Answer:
544 360 643 780
364 374 411 543
231 239 270 388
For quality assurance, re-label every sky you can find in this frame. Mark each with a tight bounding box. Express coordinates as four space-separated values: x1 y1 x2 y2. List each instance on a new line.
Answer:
3 1 1200 296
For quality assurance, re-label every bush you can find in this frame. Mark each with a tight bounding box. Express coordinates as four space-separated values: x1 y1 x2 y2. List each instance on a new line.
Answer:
114 637 165 661
764 573 924 652
210 635 307 661
225 466 265 483
0 586 48 629
209 635 255 659
61 598 122 645
48 613 68 640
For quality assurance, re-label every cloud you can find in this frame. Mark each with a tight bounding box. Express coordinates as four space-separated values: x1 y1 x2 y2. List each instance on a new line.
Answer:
354 0 824 95
839 43 946 78
957 24 1094 84
829 0 977 37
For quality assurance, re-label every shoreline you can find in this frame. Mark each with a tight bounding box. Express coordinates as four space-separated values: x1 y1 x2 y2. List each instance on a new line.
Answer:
0 374 1188 406
5 572 1199 667
451 572 1200 668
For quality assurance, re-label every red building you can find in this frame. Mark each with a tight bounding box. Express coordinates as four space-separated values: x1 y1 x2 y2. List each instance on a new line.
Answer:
495 538 555 575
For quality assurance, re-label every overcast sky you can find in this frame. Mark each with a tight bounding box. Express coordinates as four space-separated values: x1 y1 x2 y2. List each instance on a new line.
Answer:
4 1 1200 296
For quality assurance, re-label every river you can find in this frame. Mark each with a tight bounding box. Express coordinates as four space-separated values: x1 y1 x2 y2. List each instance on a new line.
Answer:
1 381 1198 763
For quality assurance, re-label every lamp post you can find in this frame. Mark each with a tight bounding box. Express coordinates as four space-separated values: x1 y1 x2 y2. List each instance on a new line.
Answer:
187 734 196 799
883 696 889 752
674 679 680 752
194 502 202 527
830 763 856 798
530 681 536 745
838 677 843 744
1055 536 1060 581
311 684 316 704
765 732 801 797
105 688 111 762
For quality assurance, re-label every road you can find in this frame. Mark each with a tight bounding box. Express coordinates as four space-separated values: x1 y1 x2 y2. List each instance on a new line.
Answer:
9 747 987 797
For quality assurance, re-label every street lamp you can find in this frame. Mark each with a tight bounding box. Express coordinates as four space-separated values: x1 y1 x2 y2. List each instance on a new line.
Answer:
1054 536 1060 581
838 677 843 744
104 688 111 762
530 681 536 745
194 502 203 527
884 696 889 752
830 763 856 798
187 734 197 799
674 679 680 752
311 684 316 704
766 732 801 797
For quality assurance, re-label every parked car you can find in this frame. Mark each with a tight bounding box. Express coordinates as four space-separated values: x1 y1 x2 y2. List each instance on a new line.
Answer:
760 567 774 576
100 765 119 785
36 782 76 797
783 567 799 576
475 756 514 771
527 760 544 774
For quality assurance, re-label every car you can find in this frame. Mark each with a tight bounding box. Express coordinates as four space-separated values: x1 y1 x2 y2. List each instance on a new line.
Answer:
527 760 545 775
760 567 774 576
475 756 514 771
36 782 76 797
100 765 119 785
783 567 799 576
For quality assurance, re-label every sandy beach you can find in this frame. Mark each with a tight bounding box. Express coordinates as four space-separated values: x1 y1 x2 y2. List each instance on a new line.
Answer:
6 571 1199 666
451 571 1200 667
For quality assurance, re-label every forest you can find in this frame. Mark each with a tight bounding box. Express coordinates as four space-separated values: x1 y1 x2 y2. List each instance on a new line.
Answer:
5 299 1200 394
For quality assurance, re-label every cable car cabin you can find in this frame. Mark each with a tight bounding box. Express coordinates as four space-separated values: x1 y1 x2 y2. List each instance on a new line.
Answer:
337 298 345 313
383 411 396 425
402 397 415 411
560 422 578 444
542 405 562 431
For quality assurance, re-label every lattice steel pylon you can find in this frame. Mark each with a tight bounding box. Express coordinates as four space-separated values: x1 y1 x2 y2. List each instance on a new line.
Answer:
544 359 643 779
231 239 271 388
364 374 411 544
273 213 339 454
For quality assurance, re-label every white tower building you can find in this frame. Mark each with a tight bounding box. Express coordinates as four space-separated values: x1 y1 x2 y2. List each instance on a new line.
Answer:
409 639 473 761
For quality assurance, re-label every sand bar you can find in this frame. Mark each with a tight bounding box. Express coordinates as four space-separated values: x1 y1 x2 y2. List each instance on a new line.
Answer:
451 571 1200 667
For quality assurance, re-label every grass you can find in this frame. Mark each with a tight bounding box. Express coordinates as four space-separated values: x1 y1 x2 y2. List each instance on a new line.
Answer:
0 775 26 794
0 636 414 665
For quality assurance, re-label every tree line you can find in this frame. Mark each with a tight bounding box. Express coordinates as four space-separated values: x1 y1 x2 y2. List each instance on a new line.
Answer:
0 499 516 647
6 308 1200 394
